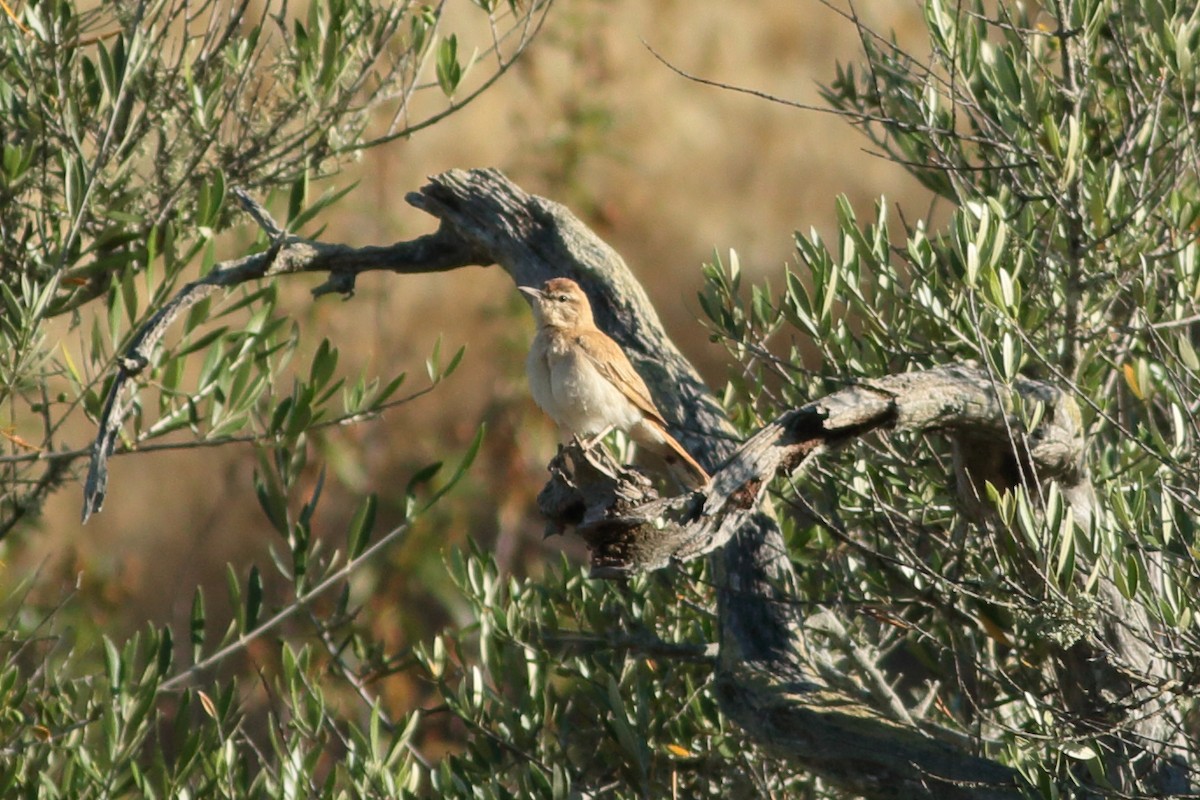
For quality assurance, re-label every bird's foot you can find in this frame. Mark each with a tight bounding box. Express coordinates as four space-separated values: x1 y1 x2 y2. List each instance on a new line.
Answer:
576 425 614 451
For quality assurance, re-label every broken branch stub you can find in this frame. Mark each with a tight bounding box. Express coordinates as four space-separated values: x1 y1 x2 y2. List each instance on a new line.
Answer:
536 441 703 577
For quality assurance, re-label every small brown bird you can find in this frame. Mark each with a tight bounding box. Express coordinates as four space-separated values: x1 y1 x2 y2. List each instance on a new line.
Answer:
519 277 710 490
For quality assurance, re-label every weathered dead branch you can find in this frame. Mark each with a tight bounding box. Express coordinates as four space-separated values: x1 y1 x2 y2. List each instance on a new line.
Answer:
83 168 1191 797
538 365 1092 577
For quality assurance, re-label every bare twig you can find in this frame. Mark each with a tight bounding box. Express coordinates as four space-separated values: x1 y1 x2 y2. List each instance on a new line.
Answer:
80 193 488 522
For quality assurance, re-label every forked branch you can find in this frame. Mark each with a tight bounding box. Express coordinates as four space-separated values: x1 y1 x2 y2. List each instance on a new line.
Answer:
539 365 1092 576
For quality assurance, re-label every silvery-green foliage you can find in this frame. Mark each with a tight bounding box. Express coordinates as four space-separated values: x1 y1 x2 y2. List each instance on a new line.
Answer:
700 0 1198 793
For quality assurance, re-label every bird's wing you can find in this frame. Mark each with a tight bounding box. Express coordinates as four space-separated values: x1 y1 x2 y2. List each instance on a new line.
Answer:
573 330 669 427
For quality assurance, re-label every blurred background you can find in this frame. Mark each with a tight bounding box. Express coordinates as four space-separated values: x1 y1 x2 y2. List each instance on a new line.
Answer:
13 0 933 686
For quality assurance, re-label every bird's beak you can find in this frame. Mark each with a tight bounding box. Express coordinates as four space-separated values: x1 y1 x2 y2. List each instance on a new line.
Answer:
517 286 541 300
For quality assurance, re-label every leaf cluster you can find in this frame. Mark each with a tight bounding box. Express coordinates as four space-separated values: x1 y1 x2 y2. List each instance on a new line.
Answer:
0 0 547 538
700 0 1198 793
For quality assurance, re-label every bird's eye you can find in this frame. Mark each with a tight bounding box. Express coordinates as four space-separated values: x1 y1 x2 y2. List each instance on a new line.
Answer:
557 294 569 302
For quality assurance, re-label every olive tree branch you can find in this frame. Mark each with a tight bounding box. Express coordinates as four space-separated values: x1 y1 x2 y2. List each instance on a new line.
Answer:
80 189 488 522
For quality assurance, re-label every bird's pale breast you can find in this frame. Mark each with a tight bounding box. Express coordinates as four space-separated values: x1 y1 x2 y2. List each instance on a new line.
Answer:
527 331 641 436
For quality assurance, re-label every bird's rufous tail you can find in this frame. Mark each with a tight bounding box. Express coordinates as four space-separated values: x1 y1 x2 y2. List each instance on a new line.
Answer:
631 420 710 490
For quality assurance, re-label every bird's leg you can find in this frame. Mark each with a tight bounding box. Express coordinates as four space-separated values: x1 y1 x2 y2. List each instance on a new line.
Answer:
578 425 614 451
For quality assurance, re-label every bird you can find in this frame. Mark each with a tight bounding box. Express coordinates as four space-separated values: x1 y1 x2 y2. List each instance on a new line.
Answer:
519 277 710 490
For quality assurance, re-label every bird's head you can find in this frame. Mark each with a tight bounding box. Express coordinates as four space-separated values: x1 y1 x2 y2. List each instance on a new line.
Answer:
518 277 595 330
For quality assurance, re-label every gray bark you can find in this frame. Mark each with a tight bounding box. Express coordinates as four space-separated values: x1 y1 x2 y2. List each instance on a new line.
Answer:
410 170 1030 798
84 168 1192 797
